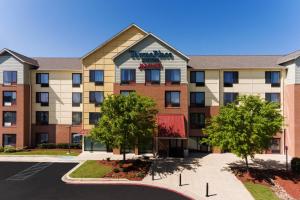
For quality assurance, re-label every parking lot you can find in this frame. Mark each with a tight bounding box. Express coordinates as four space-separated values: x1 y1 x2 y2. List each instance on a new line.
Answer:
0 162 190 200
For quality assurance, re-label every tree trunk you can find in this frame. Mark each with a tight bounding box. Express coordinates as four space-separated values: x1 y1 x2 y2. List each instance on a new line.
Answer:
245 156 249 171
122 144 126 162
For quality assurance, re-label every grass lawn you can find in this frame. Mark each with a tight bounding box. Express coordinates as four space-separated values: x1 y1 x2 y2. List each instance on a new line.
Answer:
70 160 112 178
244 182 279 200
0 149 81 156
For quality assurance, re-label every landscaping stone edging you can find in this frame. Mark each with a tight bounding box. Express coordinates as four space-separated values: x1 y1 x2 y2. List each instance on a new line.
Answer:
61 162 199 200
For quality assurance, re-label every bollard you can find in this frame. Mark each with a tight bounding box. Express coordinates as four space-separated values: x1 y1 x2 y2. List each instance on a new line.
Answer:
179 173 182 186
206 182 209 197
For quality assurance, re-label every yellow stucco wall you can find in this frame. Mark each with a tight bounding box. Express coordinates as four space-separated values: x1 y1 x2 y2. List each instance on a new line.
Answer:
31 70 83 125
82 26 147 130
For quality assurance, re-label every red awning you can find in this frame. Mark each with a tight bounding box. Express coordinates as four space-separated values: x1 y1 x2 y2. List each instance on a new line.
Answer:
157 114 186 138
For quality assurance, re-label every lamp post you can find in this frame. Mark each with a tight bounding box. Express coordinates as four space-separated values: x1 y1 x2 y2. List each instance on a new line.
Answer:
285 146 288 171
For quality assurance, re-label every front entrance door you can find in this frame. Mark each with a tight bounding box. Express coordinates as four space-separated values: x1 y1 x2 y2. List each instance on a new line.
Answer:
169 139 183 157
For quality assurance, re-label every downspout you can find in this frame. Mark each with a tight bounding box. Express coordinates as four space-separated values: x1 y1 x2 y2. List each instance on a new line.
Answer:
29 69 32 147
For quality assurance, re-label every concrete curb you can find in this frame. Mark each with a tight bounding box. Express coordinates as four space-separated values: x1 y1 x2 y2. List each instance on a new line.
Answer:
61 162 201 200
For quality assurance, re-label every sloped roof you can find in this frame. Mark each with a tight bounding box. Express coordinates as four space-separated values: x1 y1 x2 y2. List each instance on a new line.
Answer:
81 24 148 60
0 48 38 66
277 50 300 65
188 55 284 69
113 33 190 61
33 57 81 70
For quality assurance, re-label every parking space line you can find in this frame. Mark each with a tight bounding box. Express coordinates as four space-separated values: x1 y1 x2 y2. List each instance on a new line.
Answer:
6 162 52 181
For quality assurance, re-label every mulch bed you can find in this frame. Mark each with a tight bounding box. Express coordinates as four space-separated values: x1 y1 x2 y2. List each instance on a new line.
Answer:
230 166 300 199
97 159 151 181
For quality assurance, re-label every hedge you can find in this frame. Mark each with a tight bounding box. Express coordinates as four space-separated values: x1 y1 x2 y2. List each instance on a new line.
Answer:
291 157 300 173
37 143 81 149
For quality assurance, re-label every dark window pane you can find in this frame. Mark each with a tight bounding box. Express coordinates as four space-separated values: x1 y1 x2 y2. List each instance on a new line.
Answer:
265 93 280 103
224 93 238 105
72 92 82 107
224 71 238 87
145 69 160 83
36 73 49 87
121 69 136 84
265 71 280 87
89 91 104 106
166 69 181 83
3 112 16 126
36 133 49 144
120 90 135 96
36 111 49 125
3 91 16 106
36 92 49 106
89 112 101 125
165 91 180 107
3 71 17 85
90 70 104 85
72 73 82 87
190 71 205 86
190 113 205 129
3 134 16 146
190 92 205 107
72 112 82 125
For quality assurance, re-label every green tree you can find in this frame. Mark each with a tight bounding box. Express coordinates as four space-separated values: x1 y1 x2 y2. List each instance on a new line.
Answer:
203 95 283 170
90 93 158 161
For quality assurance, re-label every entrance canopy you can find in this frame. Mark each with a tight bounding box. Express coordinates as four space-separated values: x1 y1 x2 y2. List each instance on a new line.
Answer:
157 114 186 138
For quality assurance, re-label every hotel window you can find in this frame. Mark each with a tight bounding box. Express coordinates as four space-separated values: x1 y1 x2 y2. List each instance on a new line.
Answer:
36 92 49 106
3 91 16 106
121 69 136 84
145 69 160 84
190 71 205 86
165 69 181 84
224 71 238 87
165 91 180 107
271 138 280 154
3 71 17 85
120 90 135 96
89 91 104 106
90 70 104 85
265 93 280 104
89 112 101 125
265 71 280 87
36 111 49 125
72 112 82 125
72 73 82 87
72 92 82 107
190 92 205 107
224 93 238 105
3 111 16 127
190 113 205 129
71 133 82 144
2 134 16 146
36 133 49 144
36 73 49 87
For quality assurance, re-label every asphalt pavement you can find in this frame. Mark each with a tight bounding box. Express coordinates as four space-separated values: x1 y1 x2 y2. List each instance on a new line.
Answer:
0 162 190 200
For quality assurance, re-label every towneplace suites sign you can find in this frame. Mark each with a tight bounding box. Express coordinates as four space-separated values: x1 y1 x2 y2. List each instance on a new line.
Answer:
129 50 174 70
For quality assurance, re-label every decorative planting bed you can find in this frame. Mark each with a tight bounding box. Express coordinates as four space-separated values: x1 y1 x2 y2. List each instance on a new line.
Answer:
70 159 151 181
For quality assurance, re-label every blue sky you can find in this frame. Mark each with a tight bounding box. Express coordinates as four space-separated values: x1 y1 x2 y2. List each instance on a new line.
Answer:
0 0 300 57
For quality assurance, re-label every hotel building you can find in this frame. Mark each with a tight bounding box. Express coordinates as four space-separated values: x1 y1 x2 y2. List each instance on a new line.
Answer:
0 24 299 157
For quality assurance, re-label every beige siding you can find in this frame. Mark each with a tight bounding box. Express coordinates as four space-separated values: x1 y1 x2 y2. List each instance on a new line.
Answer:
31 70 82 125
82 26 147 130
115 36 188 84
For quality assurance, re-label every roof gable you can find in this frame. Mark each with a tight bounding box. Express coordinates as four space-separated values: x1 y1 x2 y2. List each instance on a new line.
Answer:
0 48 38 66
113 33 189 61
81 24 147 60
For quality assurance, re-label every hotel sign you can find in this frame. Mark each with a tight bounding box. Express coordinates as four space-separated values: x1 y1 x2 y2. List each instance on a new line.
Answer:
129 50 174 70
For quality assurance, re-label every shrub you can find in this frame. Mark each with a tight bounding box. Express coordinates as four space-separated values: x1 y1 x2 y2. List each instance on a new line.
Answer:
291 157 300 173
136 172 145 178
56 143 69 149
4 145 16 153
37 143 56 149
113 168 120 173
0 146 4 152
70 143 82 149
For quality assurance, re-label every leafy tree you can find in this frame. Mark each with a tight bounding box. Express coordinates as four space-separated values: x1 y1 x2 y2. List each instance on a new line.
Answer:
90 93 158 161
203 95 283 170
